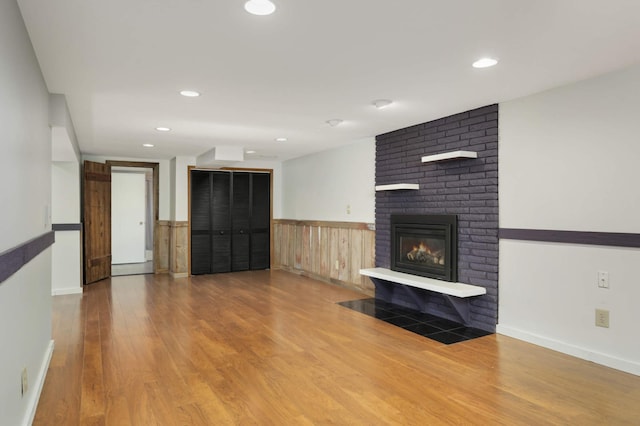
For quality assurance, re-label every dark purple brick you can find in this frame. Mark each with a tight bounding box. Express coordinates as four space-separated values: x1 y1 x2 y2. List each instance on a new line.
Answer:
461 130 486 140
461 115 487 126
375 104 498 332
446 126 470 137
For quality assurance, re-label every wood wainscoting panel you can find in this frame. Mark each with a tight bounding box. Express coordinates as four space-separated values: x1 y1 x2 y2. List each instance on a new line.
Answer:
328 227 339 281
170 221 189 277
273 220 375 295
154 221 170 273
318 225 330 278
301 225 311 272
294 225 303 270
360 229 376 291
349 228 363 286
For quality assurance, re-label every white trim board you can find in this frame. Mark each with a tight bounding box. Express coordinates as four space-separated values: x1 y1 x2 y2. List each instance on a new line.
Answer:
23 340 55 426
497 324 640 377
52 287 83 296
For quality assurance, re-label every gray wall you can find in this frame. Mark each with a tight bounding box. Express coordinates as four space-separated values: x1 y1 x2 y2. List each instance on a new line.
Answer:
0 1 53 424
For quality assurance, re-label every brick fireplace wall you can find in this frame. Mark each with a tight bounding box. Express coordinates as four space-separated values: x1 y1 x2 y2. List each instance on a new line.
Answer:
375 104 498 331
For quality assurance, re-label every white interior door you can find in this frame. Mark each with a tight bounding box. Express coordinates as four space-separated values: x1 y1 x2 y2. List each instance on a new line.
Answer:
112 172 146 264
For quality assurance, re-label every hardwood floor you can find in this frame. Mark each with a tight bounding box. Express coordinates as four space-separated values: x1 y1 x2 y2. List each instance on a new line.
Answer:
35 270 640 425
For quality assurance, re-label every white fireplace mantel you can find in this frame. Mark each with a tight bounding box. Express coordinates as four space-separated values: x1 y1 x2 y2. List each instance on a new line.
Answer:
360 268 486 298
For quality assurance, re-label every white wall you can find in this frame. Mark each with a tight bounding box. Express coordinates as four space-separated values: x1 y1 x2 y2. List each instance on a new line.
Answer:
170 156 196 221
82 155 171 220
0 1 54 424
282 138 375 223
52 162 80 222
50 93 80 162
498 62 640 375
51 162 82 295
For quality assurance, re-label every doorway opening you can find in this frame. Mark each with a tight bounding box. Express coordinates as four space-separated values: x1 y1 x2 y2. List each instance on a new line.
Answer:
107 160 159 277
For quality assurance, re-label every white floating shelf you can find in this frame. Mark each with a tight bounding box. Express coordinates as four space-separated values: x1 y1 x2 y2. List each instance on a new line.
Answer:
375 183 419 191
421 150 477 163
360 268 486 298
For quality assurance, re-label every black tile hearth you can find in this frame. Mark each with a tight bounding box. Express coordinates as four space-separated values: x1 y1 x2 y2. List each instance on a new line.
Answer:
337 298 493 345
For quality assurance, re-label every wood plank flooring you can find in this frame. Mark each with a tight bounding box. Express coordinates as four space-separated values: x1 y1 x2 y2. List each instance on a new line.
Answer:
34 270 640 425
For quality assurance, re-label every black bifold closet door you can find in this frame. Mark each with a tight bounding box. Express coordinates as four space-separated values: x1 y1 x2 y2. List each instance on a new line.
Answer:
191 170 270 275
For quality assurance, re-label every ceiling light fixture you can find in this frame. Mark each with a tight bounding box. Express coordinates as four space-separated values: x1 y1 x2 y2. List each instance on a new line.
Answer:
275 137 287 142
179 90 201 97
246 150 256 154
472 57 498 68
143 143 154 148
326 119 343 127
244 0 276 15
372 99 393 109
155 127 171 132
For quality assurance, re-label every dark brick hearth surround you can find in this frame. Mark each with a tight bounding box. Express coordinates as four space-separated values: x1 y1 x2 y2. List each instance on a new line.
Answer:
375 104 498 332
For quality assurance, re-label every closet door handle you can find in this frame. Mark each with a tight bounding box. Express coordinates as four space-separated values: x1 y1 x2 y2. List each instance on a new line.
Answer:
219 230 225 235
239 229 244 234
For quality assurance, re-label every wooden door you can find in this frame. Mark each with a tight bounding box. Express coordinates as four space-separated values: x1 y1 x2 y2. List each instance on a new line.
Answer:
83 161 112 284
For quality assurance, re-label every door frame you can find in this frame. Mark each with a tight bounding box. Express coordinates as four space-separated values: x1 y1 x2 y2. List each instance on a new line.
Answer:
106 160 159 271
187 166 274 276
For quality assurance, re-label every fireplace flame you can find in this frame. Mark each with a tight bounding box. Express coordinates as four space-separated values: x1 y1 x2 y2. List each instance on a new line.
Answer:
407 242 444 265
418 242 430 253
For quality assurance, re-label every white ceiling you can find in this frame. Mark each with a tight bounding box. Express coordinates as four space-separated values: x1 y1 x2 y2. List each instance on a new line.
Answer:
17 0 640 162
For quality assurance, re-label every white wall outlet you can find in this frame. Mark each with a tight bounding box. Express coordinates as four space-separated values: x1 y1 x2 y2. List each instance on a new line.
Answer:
346 204 351 215
335 260 339 270
595 309 610 328
597 271 609 288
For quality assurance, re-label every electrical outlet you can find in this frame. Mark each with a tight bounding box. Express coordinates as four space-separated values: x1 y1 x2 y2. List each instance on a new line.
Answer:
21 367 28 396
595 309 610 328
597 271 609 288
335 260 339 270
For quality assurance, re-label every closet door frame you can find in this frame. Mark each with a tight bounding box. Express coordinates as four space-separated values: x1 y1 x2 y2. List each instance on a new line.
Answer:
188 166 273 276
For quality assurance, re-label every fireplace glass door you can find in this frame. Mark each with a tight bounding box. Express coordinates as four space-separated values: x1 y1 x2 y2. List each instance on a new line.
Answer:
390 215 457 281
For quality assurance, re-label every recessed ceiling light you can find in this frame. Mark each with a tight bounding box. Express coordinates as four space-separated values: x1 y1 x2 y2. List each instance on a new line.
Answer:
326 119 343 127
275 137 287 142
372 99 393 109
244 0 276 15
246 150 256 154
155 127 171 132
472 57 499 68
143 144 154 148
179 90 201 97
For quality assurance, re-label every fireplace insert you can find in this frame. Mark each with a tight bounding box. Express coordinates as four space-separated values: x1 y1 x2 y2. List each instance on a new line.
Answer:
390 214 457 282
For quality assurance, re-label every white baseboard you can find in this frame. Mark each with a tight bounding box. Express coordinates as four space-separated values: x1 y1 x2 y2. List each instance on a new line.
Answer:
52 287 83 296
24 339 55 426
497 324 640 377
